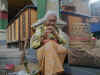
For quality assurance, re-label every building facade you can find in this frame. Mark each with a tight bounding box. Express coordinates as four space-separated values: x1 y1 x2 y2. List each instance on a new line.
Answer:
35 0 89 20
60 0 89 15
0 0 8 48
90 1 100 16
7 5 37 49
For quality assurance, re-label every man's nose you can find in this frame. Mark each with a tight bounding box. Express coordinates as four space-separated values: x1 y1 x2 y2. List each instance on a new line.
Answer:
51 22 55 25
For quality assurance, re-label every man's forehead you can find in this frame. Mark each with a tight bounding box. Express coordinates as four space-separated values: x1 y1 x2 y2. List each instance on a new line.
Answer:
47 15 57 20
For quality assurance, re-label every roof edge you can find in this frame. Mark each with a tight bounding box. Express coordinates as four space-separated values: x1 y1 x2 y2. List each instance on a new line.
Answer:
8 5 37 25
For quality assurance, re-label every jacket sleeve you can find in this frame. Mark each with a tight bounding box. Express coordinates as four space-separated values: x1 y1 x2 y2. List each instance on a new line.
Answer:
58 29 69 48
30 25 44 48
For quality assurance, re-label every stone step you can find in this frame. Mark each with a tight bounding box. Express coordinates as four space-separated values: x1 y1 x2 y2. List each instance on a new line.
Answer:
0 48 22 57
0 48 22 65
0 57 21 65
0 48 19 51
0 51 22 57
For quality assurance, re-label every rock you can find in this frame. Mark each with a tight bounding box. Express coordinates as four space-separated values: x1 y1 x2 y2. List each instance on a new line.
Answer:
69 48 100 67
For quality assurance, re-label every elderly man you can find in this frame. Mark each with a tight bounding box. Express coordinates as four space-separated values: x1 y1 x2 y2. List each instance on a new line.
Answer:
30 11 69 75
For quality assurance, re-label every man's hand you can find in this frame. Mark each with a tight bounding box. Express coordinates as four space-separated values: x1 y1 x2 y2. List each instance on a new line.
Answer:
45 26 59 41
46 26 57 34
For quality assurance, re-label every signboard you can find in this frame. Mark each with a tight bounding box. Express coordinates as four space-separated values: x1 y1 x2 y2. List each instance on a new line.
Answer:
0 11 8 29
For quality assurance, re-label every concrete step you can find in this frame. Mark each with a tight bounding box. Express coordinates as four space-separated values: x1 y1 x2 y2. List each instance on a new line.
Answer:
0 48 19 51
0 57 21 65
0 51 21 57
0 48 22 65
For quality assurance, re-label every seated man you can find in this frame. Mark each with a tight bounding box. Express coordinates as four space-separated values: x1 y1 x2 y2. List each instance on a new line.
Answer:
30 11 69 75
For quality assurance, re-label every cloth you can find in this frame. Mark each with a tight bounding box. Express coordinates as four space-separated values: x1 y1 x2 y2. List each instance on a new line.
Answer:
37 40 68 75
30 24 67 48
26 48 38 64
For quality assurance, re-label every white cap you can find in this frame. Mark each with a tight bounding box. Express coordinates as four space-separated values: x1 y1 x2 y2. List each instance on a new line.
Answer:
44 10 57 19
31 10 57 27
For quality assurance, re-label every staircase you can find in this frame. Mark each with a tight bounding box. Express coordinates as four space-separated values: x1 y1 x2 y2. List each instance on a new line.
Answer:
0 48 22 65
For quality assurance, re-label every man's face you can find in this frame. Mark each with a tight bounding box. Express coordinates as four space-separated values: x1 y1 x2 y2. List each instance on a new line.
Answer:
46 15 57 26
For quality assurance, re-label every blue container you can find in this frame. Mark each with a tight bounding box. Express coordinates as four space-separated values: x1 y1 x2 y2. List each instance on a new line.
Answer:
90 22 100 32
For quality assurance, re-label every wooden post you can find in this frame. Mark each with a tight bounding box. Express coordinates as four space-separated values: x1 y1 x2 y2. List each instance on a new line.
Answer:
28 8 31 48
